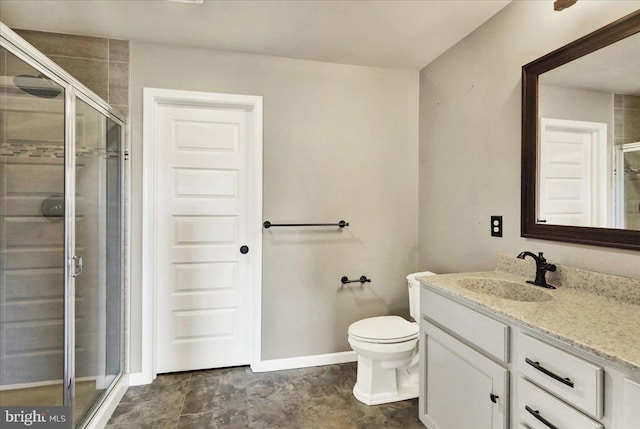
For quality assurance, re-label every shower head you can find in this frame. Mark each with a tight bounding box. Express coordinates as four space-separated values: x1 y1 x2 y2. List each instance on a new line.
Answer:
13 74 62 99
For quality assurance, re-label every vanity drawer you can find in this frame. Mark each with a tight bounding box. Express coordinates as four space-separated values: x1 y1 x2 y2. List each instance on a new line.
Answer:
519 378 602 429
421 288 508 362
519 333 603 418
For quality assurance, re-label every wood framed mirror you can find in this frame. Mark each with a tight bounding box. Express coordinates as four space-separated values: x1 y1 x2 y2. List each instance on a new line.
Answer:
521 10 640 251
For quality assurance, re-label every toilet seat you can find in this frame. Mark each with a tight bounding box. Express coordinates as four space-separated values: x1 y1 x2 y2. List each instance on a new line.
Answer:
348 272 434 405
348 316 418 344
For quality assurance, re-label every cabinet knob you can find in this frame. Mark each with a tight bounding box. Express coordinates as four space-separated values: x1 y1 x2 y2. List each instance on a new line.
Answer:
489 393 499 403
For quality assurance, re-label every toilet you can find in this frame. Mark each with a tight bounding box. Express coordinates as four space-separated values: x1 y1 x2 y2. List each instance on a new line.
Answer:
348 271 435 405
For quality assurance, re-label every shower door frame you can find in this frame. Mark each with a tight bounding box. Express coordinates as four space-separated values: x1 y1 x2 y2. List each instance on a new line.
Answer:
615 142 640 228
0 22 128 429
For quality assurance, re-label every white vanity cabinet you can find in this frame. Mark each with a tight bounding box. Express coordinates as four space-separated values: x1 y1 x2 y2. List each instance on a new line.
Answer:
421 321 508 429
419 289 509 429
622 378 640 429
420 283 640 429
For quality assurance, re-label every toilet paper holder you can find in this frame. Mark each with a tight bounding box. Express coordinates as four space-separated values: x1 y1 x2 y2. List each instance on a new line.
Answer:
341 276 371 286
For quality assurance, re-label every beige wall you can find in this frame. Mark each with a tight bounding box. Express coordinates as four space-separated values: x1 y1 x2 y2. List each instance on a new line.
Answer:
418 1 640 278
539 85 613 138
130 43 419 369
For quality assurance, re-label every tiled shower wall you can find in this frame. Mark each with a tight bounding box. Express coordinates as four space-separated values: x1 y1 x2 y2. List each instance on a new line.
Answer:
0 49 67 384
14 28 132 290
0 29 130 385
614 94 640 230
15 29 130 118
614 94 640 145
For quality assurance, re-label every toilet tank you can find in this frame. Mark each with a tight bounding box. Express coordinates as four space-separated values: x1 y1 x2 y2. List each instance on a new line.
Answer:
407 271 436 321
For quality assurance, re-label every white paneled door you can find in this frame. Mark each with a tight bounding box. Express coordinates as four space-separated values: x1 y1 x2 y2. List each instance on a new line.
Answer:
154 98 256 373
538 118 608 227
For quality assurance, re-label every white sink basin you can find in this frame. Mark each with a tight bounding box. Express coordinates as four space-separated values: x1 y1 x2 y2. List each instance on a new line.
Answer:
457 277 553 302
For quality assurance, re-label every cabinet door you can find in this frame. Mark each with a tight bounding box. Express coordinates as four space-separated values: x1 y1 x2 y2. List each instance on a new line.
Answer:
421 321 508 429
623 378 640 429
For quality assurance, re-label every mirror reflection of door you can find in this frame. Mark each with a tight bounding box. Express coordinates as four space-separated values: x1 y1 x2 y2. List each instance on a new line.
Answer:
615 142 640 229
535 31 640 232
538 118 608 227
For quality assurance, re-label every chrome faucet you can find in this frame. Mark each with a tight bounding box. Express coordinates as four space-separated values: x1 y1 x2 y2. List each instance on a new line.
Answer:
517 251 557 289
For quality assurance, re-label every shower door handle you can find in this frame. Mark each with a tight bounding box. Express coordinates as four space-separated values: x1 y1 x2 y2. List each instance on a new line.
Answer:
72 255 83 277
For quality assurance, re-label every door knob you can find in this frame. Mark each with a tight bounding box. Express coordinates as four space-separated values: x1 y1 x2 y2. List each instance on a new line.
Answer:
240 245 249 254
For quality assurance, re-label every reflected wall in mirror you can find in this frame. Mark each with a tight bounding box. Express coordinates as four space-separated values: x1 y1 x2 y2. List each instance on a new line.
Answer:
522 10 640 250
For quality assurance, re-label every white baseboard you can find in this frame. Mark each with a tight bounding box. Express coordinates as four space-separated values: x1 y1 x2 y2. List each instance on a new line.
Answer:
128 371 153 387
251 351 357 373
129 351 357 384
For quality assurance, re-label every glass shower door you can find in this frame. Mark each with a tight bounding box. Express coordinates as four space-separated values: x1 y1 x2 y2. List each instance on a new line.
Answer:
73 99 122 423
1 27 125 428
0 46 66 408
617 143 640 230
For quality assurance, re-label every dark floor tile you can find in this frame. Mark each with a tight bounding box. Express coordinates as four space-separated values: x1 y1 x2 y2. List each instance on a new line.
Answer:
341 362 358 373
247 390 307 429
108 380 187 425
177 410 249 429
182 376 248 415
189 366 252 387
109 362 421 429
378 398 424 428
105 418 178 429
246 369 308 401
299 363 356 398
121 372 191 403
154 371 193 387
108 398 183 425
300 392 389 429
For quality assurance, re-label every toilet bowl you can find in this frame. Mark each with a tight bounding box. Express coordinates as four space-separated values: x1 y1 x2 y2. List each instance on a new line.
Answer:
347 271 435 405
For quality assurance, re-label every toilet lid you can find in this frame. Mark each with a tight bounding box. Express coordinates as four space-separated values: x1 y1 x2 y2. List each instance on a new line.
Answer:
348 316 418 343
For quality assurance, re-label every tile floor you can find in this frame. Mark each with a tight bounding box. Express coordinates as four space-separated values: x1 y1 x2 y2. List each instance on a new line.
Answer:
106 363 424 428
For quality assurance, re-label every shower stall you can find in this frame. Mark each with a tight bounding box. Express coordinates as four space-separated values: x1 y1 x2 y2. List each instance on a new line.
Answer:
0 24 127 427
617 142 640 230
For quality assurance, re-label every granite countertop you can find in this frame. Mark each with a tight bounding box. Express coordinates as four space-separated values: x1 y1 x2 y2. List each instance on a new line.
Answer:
417 261 640 374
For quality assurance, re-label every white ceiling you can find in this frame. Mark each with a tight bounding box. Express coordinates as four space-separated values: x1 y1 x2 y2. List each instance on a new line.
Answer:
0 0 511 70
